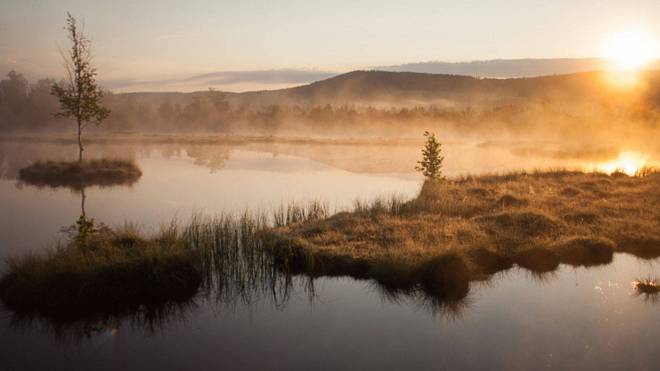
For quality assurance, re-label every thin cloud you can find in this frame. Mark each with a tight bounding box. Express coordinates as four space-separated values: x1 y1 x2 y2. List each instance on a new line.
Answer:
103 69 338 92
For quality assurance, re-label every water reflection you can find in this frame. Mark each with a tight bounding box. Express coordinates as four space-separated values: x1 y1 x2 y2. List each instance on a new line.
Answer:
5 217 658 346
2 139 658 179
2 139 660 370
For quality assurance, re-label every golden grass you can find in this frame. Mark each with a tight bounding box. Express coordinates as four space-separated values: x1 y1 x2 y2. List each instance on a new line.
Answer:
3 169 659 316
265 170 660 295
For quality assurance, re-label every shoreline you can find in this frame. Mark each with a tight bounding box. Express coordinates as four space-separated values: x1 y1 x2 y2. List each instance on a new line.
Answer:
0 133 427 147
1 169 658 316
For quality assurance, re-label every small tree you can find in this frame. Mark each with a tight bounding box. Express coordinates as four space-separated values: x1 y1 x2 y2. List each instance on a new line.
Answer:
51 13 110 162
415 131 444 181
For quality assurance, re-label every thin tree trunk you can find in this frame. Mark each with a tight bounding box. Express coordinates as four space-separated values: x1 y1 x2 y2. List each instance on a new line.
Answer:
80 188 86 218
77 119 84 162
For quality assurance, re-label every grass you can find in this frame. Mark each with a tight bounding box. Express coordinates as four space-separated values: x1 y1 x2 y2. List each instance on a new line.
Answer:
633 277 660 304
18 158 142 189
264 169 660 298
0 221 202 318
633 278 660 294
2 169 659 318
0 204 325 318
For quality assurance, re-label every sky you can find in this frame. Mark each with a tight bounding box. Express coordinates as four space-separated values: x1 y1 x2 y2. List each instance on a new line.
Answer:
1 0 659 91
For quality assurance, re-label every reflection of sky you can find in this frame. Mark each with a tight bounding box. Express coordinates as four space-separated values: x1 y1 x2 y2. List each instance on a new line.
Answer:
0 145 421 261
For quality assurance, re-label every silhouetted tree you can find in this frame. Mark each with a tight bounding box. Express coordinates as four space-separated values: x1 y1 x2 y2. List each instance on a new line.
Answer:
51 13 110 161
0 71 29 129
415 131 444 181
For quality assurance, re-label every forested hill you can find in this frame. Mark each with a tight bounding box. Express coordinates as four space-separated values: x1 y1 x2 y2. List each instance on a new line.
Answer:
117 69 660 107
1 69 659 134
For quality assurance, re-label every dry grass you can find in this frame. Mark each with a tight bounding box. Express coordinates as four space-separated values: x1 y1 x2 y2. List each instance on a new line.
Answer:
0 222 201 317
633 277 660 303
0 203 325 318
18 158 142 189
265 170 660 296
3 169 659 316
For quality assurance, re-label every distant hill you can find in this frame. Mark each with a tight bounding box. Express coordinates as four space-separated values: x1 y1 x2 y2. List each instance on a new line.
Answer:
111 69 660 109
226 70 660 107
100 58 660 93
377 58 613 77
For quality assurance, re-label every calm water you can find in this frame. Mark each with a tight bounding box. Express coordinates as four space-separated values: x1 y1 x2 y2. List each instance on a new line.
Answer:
0 140 658 371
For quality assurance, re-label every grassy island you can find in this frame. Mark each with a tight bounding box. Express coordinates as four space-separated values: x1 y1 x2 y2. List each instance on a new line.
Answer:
18 158 142 189
2 169 659 314
264 170 660 299
0 222 201 318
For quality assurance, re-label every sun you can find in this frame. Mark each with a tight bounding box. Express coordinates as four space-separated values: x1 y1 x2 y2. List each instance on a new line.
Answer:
595 151 648 176
602 30 657 70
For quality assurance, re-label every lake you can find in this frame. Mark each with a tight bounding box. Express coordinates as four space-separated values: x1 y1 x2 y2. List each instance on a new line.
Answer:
0 138 658 371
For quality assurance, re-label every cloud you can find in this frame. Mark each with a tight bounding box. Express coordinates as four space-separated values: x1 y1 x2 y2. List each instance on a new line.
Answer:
103 69 338 92
375 58 609 78
192 69 337 85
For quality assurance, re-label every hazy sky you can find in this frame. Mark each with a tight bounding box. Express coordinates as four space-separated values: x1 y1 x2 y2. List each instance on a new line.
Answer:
2 0 659 83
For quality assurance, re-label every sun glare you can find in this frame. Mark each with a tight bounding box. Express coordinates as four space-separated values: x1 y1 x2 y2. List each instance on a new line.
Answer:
595 151 648 176
603 30 657 70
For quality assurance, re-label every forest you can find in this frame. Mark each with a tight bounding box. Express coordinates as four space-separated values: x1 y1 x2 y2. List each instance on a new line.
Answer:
1 69 659 140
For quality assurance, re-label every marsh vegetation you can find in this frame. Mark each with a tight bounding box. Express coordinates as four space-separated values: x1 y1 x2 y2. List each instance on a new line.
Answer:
2 167 659 319
265 169 660 297
18 159 142 189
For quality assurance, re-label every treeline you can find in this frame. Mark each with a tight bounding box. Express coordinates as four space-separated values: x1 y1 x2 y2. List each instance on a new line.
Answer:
0 71 63 131
2 70 658 137
0 70 519 134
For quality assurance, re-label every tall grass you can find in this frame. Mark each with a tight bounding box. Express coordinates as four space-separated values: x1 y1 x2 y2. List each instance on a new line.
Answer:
4 168 659 323
272 201 330 227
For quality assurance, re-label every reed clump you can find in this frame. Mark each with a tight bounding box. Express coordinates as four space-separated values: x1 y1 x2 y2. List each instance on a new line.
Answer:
633 277 660 303
0 220 201 317
633 278 660 295
0 203 329 316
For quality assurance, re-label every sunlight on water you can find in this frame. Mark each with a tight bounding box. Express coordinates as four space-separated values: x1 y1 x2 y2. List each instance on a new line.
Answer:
593 151 648 175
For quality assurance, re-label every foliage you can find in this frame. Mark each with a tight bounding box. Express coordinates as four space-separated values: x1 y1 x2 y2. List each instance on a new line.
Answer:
50 13 110 161
415 131 444 180
62 215 108 251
